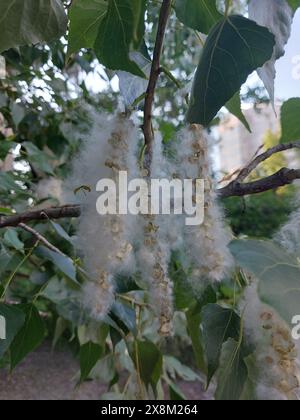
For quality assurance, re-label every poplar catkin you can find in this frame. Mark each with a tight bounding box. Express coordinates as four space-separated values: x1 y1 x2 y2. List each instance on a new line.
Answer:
68 113 137 320
136 133 174 336
242 281 300 400
274 206 300 256
68 117 233 331
177 124 233 283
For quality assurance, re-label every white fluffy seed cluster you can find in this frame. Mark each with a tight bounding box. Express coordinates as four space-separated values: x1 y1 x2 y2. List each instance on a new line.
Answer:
243 281 300 400
243 202 300 401
136 134 174 337
137 215 174 336
36 178 62 203
68 113 137 321
176 124 233 283
67 117 233 332
274 206 300 257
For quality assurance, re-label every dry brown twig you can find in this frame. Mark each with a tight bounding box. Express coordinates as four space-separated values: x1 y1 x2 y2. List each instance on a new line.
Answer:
18 223 65 255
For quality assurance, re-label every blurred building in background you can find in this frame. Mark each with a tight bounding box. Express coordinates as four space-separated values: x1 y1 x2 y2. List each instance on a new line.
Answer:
217 104 280 176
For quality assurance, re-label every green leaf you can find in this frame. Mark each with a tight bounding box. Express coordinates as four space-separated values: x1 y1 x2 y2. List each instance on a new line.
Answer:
114 273 141 294
50 221 73 244
52 317 69 350
36 246 78 284
287 0 300 13
164 356 200 382
0 173 30 195
0 245 12 277
0 92 8 108
186 308 205 372
215 338 248 401
78 322 109 346
280 98 300 143
230 239 300 326
169 383 186 400
132 0 146 49
132 340 163 390
23 142 54 175
0 304 25 359
41 276 79 304
67 0 108 58
239 354 259 401
56 300 83 325
4 229 24 252
202 304 241 386
186 285 217 373
170 256 196 310
80 341 104 382
187 15 275 126
111 302 136 335
110 326 122 349
94 0 145 77
0 207 14 216
0 0 67 53
174 0 223 34
11 103 25 126
225 91 251 133
118 51 151 107
10 304 46 370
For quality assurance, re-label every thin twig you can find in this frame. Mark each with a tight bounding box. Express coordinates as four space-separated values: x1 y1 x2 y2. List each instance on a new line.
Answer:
219 168 300 198
143 0 172 172
235 140 300 183
18 223 65 256
0 242 39 300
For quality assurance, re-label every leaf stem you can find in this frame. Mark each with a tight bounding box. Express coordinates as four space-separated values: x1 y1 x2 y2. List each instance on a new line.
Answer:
225 0 233 17
0 241 40 301
134 305 145 400
160 66 182 89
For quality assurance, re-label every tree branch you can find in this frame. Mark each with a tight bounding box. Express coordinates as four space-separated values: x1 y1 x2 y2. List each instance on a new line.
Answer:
1 167 299 228
143 0 172 172
18 223 65 256
235 140 300 182
219 168 300 198
0 205 81 228
0 140 299 227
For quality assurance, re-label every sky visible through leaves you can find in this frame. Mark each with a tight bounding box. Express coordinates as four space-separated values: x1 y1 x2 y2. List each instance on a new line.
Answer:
275 9 300 99
82 10 300 104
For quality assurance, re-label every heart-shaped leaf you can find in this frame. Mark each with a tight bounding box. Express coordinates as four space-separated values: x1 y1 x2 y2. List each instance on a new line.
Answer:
202 304 241 386
0 0 67 53
94 0 145 77
67 0 108 58
230 239 300 326
187 15 275 126
10 304 46 370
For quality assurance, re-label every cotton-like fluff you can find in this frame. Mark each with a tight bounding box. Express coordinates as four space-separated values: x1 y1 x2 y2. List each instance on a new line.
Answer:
135 133 175 336
67 113 138 321
242 280 300 400
176 124 233 283
274 207 300 257
36 178 62 203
